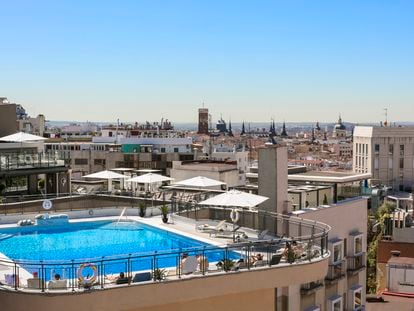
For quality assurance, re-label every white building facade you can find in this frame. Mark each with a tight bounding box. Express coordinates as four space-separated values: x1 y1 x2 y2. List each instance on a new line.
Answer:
353 126 414 191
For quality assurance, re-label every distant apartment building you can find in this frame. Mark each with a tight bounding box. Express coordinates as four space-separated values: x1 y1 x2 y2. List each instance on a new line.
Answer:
376 209 414 295
353 126 414 191
257 145 368 310
211 145 249 185
331 141 352 159
170 160 239 188
0 97 45 137
45 137 194 178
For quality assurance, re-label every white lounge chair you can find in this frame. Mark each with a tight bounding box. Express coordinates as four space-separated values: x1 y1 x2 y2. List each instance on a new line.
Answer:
48 279 68 290
197 220 227 233
181 256 198 274
258 230 269 240
27 278 44 289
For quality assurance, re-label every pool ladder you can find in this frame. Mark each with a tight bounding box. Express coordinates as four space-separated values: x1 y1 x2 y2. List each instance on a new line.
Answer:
116 207 127 224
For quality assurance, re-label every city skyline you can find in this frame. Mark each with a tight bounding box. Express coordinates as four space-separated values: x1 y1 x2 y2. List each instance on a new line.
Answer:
1 1 413 123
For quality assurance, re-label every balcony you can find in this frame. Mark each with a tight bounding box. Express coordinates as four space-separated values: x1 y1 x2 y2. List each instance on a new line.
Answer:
300 281 324 295
0 152 67 172
325 260 346 283
347 253 366 274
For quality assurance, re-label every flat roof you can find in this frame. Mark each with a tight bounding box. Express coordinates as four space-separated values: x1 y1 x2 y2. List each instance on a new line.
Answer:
388 256 414 265
288 171 371 183
179 162 237 171
288 184 331 193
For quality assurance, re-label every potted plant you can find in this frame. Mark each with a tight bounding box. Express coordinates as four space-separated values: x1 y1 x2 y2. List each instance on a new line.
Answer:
322 194 328 205
153 268 167 281
160 204 169 223
139 202 146 218
216 259 235 272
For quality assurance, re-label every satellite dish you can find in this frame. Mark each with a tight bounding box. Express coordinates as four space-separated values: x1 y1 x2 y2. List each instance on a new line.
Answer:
42 199 53 210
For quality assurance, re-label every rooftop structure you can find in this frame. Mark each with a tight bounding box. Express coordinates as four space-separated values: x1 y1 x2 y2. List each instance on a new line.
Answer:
353 125 414 192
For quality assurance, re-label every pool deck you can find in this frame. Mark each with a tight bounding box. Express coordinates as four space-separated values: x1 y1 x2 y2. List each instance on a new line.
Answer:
0 212 267 290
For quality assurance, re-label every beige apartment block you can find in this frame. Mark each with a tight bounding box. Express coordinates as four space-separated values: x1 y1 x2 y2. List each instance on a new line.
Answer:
353 126 414 191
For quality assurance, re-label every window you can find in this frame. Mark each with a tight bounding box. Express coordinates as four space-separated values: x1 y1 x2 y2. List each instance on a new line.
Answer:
74 158 88 165
354 235 363 255
374 158 379 169
374 144 380 153
109 131 113 137
400 144 404 156
160 147 166 153
389 144 394 154
173 147 179 153
94 159 106 166
328 296 343 311
332 241 343 264
349 286 362 310
399 158 404 169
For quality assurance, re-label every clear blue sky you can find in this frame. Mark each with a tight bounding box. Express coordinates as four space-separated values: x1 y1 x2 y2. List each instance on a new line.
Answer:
0 0 413 124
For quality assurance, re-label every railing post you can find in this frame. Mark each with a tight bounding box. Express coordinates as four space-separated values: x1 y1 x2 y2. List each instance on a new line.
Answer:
322 229 325 256
202 247 206 275
101 257 104 289
128 254 131 283
14 262 18 290
177 250 181 278
41 261 45 292
71 260 75 292
152 251 157 281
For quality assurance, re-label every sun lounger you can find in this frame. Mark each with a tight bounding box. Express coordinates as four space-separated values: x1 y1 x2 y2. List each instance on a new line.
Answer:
196 220 227 233
132 272 152 283
181 256 198 274
48 279 68 290
258 229 269 240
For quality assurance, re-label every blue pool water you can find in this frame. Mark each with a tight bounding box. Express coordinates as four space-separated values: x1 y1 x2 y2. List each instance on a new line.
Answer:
0 221 238 279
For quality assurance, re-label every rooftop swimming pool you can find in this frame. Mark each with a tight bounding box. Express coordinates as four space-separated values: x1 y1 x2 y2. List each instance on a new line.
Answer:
0 220 239 280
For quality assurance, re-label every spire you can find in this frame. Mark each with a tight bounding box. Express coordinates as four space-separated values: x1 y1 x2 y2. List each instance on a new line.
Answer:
267 133 277 145
281 121 288 137
316 121 321 131
228 120 233 137
241 121 246 136
272 120 277 136
338 114 342 124
311 127 315 142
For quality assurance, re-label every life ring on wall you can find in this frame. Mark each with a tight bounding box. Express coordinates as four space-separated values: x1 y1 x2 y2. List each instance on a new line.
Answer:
77 263 98 286
230 209 240 223
88 209 94 216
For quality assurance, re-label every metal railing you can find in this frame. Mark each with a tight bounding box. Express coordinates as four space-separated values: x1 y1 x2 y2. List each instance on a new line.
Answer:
347 253 366 273
300 281 324 295
0 235 328 293
0 210 330 294
0 152 67 172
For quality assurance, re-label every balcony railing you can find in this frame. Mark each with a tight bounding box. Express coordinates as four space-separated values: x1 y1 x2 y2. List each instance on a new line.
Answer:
0 207 331 294
325 260 346 282
0 152 67 172
300 281 324 295
347 253 366 273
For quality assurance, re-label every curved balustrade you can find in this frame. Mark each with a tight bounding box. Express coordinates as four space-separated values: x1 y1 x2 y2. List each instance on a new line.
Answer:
0 208 330 294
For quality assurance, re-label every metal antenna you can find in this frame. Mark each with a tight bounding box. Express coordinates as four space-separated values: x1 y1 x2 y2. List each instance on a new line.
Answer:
384 108 388 126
